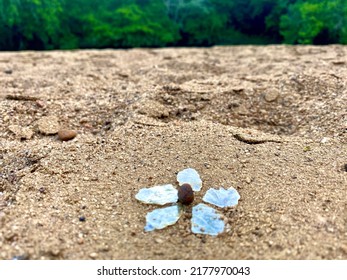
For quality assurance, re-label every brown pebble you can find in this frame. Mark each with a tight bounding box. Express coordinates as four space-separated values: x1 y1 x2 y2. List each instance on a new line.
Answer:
58 129 77 141
178 184 194 205
77 238 84 245
35 100 46 108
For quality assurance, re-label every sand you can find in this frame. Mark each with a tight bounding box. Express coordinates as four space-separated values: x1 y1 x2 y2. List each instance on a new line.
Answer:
0 45 346 260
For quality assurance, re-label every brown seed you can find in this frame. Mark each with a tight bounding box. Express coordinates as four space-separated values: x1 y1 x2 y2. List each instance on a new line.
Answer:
178 183 194 205
58 129 77 141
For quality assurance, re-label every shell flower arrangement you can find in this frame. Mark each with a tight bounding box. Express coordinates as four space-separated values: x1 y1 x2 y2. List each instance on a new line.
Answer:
135 168 240 236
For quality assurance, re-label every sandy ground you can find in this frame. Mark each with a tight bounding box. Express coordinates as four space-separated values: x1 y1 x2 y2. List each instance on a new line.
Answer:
0 45 346 260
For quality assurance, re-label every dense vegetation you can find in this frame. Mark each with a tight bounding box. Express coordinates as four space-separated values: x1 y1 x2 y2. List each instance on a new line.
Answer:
0 0 346 50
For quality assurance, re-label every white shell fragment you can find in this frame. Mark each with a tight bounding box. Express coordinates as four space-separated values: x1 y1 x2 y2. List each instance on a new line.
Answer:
191 203 224 236
203 187 240 208
144 205 182 232
177 168 202 191
135 184 178 205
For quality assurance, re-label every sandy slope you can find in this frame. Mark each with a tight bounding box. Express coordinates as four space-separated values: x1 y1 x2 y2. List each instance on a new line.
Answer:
0 46 346 259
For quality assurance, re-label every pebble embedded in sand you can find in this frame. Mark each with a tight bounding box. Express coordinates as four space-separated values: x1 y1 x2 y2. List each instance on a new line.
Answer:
237 104 248 115
89 252 98 259
35 100 46 108
154 238 164 244
138 100 169 118
8 125 34 140
264 90 279 102
245 177 252 184
37 116 59 135
58 129 77 141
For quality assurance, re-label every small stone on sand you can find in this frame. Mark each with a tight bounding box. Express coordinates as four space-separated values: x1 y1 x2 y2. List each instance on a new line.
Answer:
58 129 77 141
237 104 248 115
264 90 279 102
89 252 98 259
8 125 34 140
138 100 169 118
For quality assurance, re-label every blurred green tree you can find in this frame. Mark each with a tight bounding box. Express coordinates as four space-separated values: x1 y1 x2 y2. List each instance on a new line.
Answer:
178 1 227 45
279 0 347 44
0 0 63 50
67 0 179 48
0 0 347 50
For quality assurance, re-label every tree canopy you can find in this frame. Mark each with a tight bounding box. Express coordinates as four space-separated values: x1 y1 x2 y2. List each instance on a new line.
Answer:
0 0 346 50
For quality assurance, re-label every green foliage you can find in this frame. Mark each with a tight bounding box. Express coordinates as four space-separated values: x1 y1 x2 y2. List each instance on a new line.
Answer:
173 0 228 45
106 1 180 47
0 0 63 50
0 0 347 50
280 0 347 44
60 0 179 49
228 0 276 34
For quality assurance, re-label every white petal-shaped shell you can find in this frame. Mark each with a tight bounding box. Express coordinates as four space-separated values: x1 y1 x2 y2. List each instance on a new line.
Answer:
144 205 182 232
202 187 240 208
177 168 202 191
135 184 178 205
191 203 224 236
